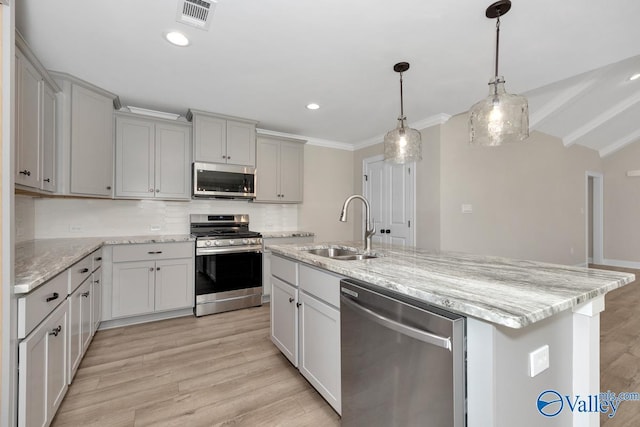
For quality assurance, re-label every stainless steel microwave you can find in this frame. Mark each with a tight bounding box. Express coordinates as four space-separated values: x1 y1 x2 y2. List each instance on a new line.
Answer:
193 162 256 199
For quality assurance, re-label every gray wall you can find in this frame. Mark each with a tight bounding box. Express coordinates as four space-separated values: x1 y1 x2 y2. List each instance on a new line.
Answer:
440 114 602 265
602 139 640 264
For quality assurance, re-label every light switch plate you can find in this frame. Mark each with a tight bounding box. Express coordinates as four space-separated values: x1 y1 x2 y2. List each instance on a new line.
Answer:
529 345 550 377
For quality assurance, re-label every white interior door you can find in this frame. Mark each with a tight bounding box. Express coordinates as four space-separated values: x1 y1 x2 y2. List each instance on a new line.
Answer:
363 155 415 247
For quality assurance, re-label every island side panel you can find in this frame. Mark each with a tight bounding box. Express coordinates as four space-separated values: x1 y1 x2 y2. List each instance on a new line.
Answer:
467 310 574 426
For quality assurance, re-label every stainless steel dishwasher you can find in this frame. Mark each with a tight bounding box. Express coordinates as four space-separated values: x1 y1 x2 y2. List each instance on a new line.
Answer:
340 279 466 427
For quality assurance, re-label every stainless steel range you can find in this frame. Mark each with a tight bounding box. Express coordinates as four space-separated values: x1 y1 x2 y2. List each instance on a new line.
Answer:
190 214 263 316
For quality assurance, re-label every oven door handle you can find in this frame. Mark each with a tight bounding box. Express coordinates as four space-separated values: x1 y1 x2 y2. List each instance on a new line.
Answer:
196 246 263 255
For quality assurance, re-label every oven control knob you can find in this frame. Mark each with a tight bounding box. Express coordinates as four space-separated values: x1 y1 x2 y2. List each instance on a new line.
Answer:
204 240 212 247
228 240 235 246
214 240 222 246
242 239 248 245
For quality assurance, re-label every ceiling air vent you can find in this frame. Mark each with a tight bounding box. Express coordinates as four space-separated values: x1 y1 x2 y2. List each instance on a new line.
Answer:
176 0 216 30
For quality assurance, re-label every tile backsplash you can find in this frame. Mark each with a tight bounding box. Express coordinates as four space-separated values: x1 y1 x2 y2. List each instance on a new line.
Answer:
16 195 36 242
32 197 299 239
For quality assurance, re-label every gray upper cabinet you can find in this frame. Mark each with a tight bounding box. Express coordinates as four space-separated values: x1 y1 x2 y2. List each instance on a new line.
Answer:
188 109 257 167
115 113 191 200
51 72 119 198
15 38 59 192
255 134 305 203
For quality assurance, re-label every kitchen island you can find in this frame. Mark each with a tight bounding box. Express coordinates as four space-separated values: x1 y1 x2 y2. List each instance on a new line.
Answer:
268 241 636 427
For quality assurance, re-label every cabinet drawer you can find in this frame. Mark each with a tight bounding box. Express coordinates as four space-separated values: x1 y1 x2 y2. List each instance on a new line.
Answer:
271 255 297 286
299 264 342 307
69 255 93 294
91 248 103 272
112 241 193 262
18 270 69 339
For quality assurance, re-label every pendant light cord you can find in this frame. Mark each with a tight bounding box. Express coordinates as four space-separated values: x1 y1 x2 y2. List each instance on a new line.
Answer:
399 71 405 122
495 16 501 79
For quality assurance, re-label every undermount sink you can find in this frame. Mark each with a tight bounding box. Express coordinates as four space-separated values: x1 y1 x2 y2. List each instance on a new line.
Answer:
305 247 378 261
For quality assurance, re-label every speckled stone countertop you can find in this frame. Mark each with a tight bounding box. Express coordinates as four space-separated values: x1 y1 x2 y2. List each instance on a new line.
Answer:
260 231 315 238
268 241 636 329
15 235 194 294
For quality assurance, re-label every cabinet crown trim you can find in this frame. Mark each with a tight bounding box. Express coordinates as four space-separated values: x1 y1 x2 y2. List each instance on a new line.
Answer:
186 108 258 125
114 110 191 125
16 31 61 92
49 71 121 109
257 133 307 145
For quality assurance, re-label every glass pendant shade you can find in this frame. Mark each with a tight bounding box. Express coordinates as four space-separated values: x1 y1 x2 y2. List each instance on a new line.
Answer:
384 118 422 163
469 76 529 146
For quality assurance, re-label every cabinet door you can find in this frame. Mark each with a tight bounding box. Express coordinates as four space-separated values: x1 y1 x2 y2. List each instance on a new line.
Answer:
193 114 226 163
270 276 298 367
18 301 68 427
80 280 93 354
255 138 280 202
68 283 82 383
154 258 194 311
15 51 41 188
111 260 155 318
91 268 102 335
299 291 341 414
41 83 57 192
115 116 155 198
70 84 114 196
68 279 92 382
279 141 304 203
46 302 68 419
155 123 191 200
226 120 256 166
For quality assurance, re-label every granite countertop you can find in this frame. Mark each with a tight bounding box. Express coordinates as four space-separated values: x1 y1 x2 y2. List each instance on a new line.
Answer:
268 241 636 329
15 235 194 294
260 231 315 239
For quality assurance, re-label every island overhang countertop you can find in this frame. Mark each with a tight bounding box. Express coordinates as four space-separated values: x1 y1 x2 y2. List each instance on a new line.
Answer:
267 241 636 329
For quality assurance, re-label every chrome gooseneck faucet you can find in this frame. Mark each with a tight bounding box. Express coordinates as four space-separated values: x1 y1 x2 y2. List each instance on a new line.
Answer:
339 195 375 252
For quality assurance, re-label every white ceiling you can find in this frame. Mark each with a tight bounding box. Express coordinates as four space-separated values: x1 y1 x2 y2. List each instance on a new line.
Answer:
15 0 640 155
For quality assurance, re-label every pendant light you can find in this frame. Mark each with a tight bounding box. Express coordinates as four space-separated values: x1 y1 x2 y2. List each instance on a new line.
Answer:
469 0 529 146
384 62 422 163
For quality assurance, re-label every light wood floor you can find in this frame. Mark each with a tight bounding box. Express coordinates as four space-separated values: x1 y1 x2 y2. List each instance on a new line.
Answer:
53 266 640 427
595 265 640 427
51 304 340 426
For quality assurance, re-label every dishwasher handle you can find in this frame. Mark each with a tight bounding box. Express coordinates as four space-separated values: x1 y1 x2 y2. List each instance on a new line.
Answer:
341 293 452 351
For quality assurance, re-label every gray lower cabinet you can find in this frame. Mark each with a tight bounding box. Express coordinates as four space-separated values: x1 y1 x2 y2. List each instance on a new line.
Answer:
109 242 194 320
18 296 68 427
68 279 92 383
262 235 314 300
270 255 342 414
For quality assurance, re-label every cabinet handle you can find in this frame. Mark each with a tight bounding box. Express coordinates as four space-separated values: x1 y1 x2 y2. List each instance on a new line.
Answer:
80 268 89 274
43 178 51 182
81 291 90 298
46 292 59 302
156 267 161 271
49 325 62 337
19 170 31 176
148 251 163 254
296 302 302 308
288 297 294 303
149 267 155 271
227 156 231 160
149 188 154 192
106 186 112 190
222 155 227 159
93 279 100 284
95 257 102 261
155 189 159 193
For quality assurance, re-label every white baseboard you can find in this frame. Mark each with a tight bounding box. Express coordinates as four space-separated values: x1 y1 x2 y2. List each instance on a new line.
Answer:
601 259 640 269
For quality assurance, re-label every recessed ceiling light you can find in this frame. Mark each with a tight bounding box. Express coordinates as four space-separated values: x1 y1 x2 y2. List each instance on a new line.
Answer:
165 31 190 47
306 103 320 110
629 73 640 81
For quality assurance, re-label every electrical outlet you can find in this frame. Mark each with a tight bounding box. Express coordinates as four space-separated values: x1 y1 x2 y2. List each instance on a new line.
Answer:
529 345 550 377
69 225 83 232
150 225 161 231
